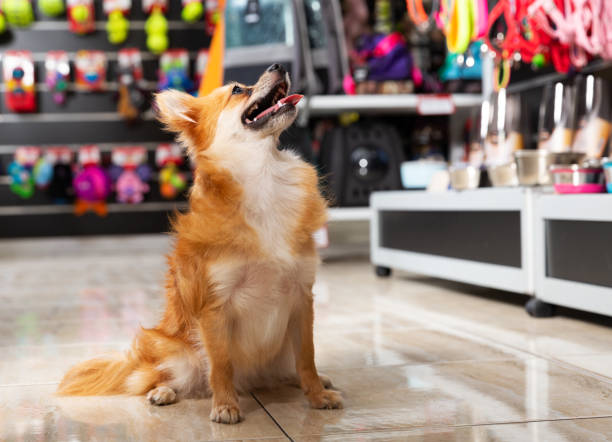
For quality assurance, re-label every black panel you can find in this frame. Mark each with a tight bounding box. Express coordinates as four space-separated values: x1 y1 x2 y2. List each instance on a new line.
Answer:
0 120 174 145
546 220 612 288
379 210 522 267
0 210 176 238
0 28 210 52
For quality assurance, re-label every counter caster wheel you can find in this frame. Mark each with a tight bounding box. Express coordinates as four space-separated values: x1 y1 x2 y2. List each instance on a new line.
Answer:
525 298 556 318
375 266 391 277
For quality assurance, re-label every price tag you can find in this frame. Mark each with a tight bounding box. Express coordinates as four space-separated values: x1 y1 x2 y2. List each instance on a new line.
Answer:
417 95 455 115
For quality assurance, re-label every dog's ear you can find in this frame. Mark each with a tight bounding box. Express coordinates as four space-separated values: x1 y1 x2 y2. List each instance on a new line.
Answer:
155 90 198 134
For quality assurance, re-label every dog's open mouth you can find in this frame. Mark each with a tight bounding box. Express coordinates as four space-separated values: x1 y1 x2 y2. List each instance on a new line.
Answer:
242 81 303 128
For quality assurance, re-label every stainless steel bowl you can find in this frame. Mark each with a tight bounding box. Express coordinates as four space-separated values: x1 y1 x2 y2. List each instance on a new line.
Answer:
550 164 605 193
514 150 552 186
488 162 518 187
449 165 480 190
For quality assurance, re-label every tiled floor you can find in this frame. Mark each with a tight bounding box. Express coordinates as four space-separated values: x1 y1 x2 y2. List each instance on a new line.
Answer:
1 235 612 441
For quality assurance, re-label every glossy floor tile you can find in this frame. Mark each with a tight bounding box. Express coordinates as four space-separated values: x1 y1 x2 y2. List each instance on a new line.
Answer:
255 358 612 437
1 235 612 441
294 417 612 441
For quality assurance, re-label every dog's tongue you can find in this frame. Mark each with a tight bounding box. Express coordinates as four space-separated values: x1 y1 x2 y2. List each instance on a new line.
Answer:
254 94 303 121
281 94 303 106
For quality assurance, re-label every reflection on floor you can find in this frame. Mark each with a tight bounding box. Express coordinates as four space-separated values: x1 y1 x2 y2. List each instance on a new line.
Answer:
1 235 612 441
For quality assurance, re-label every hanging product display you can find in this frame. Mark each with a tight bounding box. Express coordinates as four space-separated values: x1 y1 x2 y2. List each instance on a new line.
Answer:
104 0 131 45
156 143 187 200
1 0 34 26
182 0 203 23
143 0 168 54
117 48 148 121
73 145 111 216
571 75 612 159
67 0 95 34
204 0 219 35
2 51 36 113
45 147 73 202
38 0 64 16
158 49 193 92
33 155 53 189
45 51 70 106
111 146 151 204
353 32 414 94
537 81 575 153
75 50 107 91
484 89 523 170
8 146 40 199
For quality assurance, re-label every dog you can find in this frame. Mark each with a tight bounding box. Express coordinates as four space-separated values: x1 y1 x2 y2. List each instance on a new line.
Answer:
57 64 344 424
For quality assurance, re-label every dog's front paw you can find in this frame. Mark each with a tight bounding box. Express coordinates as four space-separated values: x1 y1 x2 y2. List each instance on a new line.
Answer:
147 386 177 406
210 403 243 424
308 389 344 409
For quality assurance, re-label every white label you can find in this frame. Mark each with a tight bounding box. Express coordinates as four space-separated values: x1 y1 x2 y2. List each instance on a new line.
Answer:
417 95 455 115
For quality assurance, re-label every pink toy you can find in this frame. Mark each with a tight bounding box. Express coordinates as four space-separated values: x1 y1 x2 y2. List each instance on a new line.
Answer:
116 169 150 203
111 146 151 204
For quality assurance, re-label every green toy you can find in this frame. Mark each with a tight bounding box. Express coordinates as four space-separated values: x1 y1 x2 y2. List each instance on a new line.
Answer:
71 3 88 22
38 0 64 17
106 10 129 44
2 0 34 27
145 8 168 54
531 53 547 69
181 1 202 23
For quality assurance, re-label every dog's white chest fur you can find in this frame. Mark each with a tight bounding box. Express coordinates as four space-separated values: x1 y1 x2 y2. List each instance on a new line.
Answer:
211 261 299 349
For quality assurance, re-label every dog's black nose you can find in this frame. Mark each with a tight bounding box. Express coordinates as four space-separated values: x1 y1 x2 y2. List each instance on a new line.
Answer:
266 64 286 74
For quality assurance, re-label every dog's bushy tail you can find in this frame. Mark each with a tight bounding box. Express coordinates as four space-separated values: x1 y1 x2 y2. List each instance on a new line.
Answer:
57 355 137 396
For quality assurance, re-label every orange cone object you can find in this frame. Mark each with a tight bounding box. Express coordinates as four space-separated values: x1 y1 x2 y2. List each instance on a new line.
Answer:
199 0 226 96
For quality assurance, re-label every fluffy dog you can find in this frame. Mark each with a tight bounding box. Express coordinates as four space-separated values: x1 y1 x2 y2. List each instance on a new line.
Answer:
58 64 343 424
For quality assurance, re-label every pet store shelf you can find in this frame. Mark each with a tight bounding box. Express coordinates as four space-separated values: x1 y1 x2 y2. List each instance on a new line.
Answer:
0 202 187 216
328 207 371 222
0 111 156 123
306 93 483 116
370 188 535 294
534 193 612 317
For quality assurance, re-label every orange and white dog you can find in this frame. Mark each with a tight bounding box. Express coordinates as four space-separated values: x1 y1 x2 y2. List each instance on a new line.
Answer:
58 65 343 424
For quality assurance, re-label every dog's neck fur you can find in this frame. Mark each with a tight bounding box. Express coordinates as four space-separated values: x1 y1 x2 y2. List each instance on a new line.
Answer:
191 134 305 262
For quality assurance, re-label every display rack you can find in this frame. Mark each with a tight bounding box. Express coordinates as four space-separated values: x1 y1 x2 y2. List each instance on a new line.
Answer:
532 194 612 317
370 188 535 294
305 93 483 116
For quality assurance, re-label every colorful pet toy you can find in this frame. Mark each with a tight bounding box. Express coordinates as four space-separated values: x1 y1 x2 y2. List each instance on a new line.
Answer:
45 51 70 105
156 143 187 199
73 146 111 216
38 0 64 16
144 0 168 54
2 0 34 26
111 146 151 204
3 51 36 112
158 49 194 92
8 146 40 199
104 0 131 44
182 0 203 23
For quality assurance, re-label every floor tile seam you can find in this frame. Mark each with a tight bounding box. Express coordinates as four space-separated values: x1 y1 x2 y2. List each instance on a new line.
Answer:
251 392 294 442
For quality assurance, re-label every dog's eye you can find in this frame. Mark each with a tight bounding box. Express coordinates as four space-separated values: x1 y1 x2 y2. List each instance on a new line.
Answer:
232 85 244 95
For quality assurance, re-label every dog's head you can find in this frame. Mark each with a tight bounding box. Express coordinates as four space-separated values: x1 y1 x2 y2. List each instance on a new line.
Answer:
155 64 302 154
